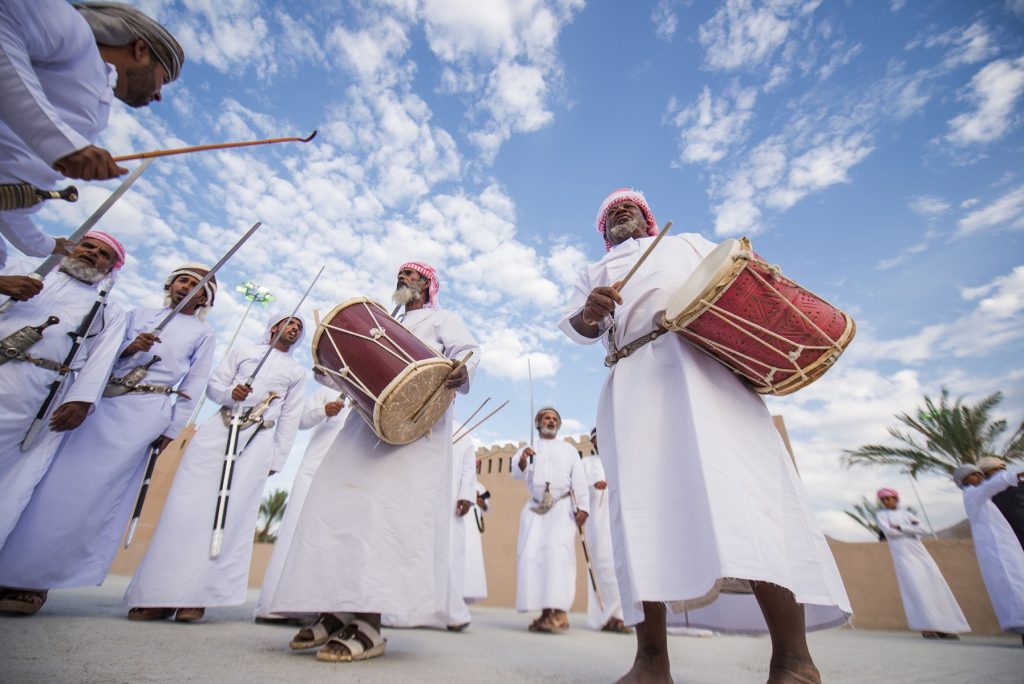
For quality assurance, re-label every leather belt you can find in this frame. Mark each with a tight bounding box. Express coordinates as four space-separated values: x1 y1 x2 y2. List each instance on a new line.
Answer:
604 327 668 367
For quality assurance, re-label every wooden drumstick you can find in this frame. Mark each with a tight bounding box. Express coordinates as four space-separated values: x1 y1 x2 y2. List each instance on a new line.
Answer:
411 351 474 423
112 131 317 162
615 220 672 292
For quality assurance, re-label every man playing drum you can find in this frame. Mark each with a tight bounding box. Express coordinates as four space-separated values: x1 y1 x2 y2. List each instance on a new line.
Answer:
559 188 851 684
269 261 480 664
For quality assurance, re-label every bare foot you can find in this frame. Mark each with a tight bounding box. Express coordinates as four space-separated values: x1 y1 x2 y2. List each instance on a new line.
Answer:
614 659 674 684
767 656 821 684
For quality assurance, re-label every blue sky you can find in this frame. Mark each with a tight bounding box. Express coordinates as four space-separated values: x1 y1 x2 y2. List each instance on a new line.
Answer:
30 0 1024 540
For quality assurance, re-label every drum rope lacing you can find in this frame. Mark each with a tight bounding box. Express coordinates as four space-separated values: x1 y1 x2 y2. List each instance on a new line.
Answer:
678 259 847 390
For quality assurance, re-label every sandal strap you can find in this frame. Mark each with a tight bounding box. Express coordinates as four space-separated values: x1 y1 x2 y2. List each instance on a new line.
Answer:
327 619 383 656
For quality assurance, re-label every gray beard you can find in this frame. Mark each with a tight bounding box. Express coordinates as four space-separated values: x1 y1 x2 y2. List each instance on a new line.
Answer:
392 284 421 307
539 426 558 439
608 217 643 242
59 257 107 284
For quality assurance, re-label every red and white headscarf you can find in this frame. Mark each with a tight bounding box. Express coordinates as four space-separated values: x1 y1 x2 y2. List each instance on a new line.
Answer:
876 487 899 500
400 261 440 309
83 230 126 270
596 188 659 251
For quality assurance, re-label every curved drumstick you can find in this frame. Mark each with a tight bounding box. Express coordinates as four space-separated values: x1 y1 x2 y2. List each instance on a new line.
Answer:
410 351 474 423
615 220 672 292
112 130 318 162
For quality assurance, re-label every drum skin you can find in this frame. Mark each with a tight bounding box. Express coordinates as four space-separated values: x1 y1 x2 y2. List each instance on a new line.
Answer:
312 298 454 444
661 238 855 396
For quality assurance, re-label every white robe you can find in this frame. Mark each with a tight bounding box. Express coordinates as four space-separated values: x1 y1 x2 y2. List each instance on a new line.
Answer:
463 480 489 602
0 307 215 589
254 385 349 618
961 471 1024 633
124 343 305 608
383 424 478 628
512 438 590 612
559 234 851 632
581 454 625 629
0 0 114 264
876 508 969 633
268 307 479 617
0 259 124 548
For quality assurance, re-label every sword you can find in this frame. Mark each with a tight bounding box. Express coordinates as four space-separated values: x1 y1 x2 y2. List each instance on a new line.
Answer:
21 277 115 451
0 158 153 314
527 358 534 464
151 221 262 334
209 266 323 558
569 488 604 612
124 437 163 548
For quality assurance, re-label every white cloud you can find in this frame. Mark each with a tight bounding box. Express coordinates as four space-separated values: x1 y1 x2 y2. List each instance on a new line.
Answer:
861 265 1024 363
698 0 795 71
168 0 277 78
875 242 927 271
668 84 758 164
955 184 1024 237
925 21 999 69
908 195 950 217
651 0 680 42
326 15 412 87
946 57 1024 146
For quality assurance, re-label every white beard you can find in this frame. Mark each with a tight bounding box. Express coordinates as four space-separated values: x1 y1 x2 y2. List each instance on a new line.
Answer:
608 217 642 242
59 257 107 284
392 284 421 307
539 426 558 439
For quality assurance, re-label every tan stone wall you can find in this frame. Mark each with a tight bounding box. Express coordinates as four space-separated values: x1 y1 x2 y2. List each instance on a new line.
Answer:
112 423 1005 635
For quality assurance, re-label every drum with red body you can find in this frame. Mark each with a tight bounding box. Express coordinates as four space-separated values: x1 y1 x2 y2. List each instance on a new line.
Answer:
660 238 855 396
311 298 454 445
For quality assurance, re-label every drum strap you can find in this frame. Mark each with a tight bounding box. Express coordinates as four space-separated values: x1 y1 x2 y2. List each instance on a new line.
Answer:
604 326 668 367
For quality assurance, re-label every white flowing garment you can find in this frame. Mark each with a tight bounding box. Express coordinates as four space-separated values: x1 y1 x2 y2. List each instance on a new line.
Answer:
559 234 851 632
384 425 478 628
254 385 349 618
124 343 305 608
512 438 590 612
961 471 1024 633
0 260 124 548
0 307 215 589
0 0 114 264
581 454 624 629
268 307 479 617
876 508 969 633
463 480 489 602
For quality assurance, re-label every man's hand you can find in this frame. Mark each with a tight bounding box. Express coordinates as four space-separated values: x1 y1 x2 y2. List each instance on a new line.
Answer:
0 275 43 301
574 510 589 527
445 364 469 389
570 281 623 338
324 400 344 417
53 145 127 181
49 401 91 431
594 480 608 490
122 332 160 356
518 447 535 471
231 384 253 401
476 494 489 511
51 237 74 256
455 499 472 517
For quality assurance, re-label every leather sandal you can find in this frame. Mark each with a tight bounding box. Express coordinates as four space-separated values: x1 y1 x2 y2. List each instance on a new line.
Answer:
128 607 175 621
0 589 47 615
315 619 387 662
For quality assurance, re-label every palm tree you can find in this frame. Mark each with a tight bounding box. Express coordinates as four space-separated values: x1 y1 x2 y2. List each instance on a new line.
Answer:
843 389 1024 478
255 489 288 543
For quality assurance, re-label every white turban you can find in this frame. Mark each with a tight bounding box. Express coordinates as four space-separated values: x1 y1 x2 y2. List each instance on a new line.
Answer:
74 2 184 81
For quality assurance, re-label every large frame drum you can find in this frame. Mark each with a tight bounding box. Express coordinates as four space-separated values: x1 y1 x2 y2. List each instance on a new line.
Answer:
660 238 855 396
312 298 455 445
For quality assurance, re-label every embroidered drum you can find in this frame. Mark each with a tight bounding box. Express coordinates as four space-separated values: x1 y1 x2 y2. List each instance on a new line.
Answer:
312 298 455 445
660 238 855 396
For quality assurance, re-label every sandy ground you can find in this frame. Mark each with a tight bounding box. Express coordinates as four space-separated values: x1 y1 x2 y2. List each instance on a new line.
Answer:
0 575 1021 684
